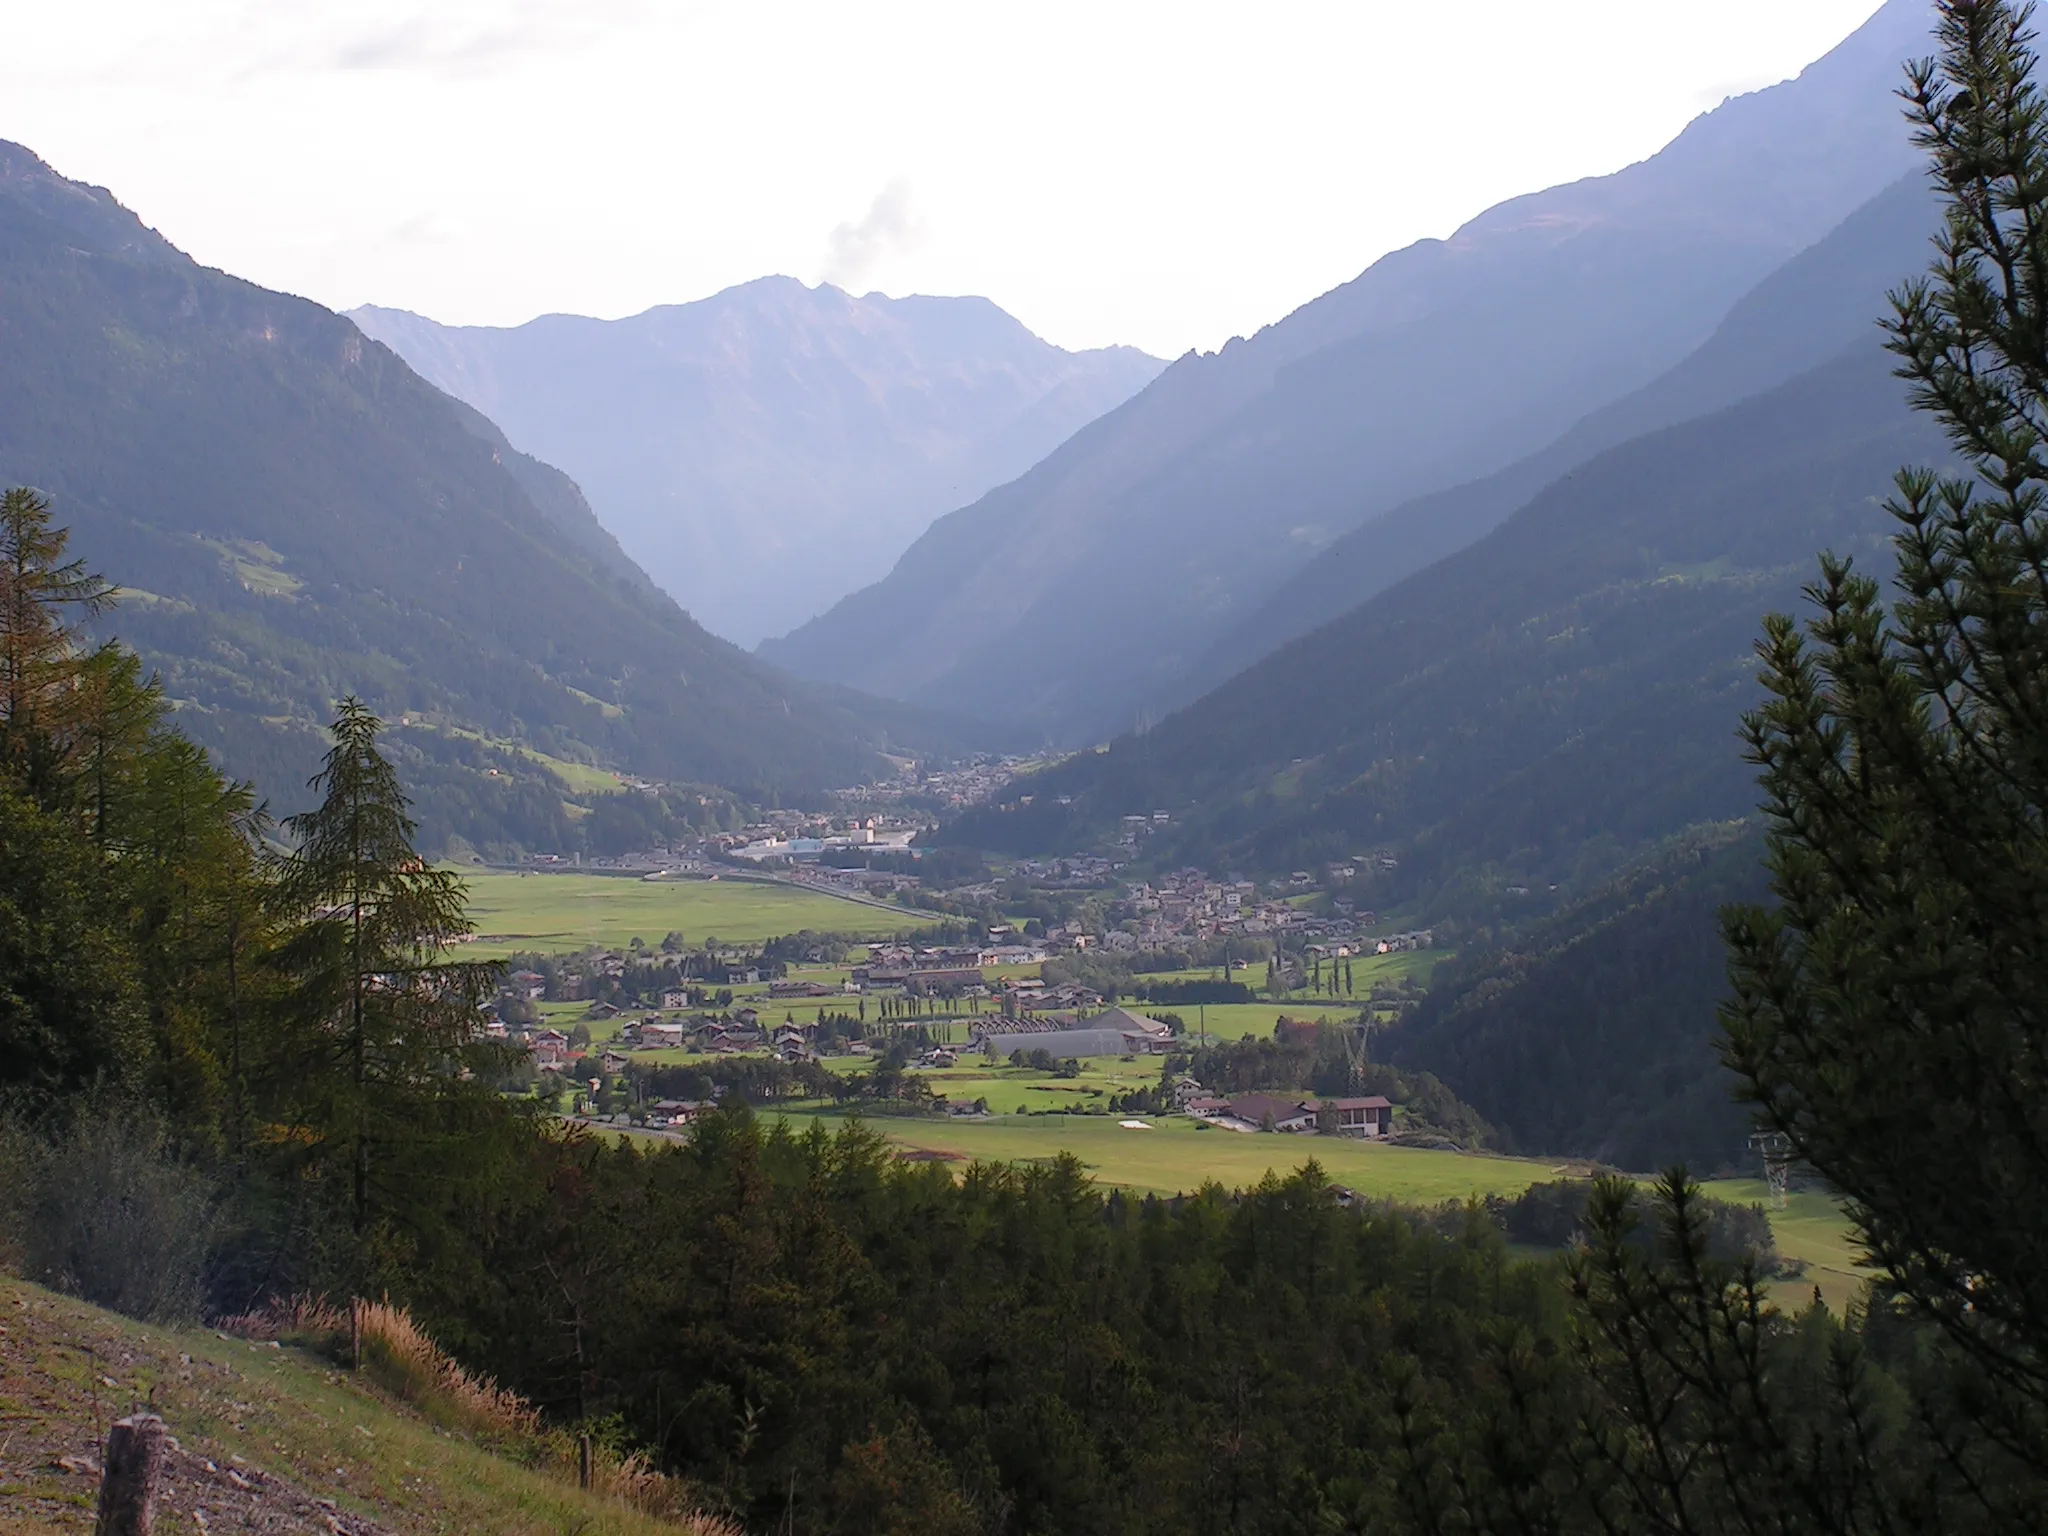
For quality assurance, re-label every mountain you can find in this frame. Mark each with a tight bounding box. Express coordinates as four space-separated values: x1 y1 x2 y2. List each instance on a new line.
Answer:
0 140 983 856
1185 169 1941 700
762 0 1932 741
941 338 1942 898
350 286 1164 646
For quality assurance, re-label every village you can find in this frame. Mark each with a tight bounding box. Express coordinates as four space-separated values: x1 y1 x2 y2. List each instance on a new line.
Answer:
476 852 1436 1144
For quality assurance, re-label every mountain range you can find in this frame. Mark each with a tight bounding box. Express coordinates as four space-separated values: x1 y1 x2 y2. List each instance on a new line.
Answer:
761 0 1933 742
924 60 1953 1168
0 140 983 857
351 286 1163 646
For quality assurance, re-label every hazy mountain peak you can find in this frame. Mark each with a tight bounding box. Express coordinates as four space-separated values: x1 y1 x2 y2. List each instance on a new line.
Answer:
0 139 183 266
760 0 1931 740
351 283 1164 646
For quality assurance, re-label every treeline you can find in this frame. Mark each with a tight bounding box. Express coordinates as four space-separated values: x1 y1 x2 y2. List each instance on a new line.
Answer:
1 480 2045 1530
398 1112 2036 1534
0 487 523 1319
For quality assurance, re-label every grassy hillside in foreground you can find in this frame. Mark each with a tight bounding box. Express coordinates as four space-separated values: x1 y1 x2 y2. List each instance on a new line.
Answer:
0 1276 685 1535
453 870 936 956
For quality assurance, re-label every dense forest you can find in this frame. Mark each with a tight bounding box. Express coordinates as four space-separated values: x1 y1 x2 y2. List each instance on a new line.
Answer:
1384 828 1770 1172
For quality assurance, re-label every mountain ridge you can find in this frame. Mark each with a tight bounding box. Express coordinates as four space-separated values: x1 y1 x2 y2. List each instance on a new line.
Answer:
762 0 1934 741
0 138 985 856
351 280 1164 646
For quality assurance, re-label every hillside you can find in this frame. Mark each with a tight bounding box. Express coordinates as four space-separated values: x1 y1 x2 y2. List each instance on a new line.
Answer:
352 285 1163 646
762 0 1932 740
1382 830 1771 1173
0 140 984 855
1187 169 1942 699
0 1277 699 1535
941 340 1941 904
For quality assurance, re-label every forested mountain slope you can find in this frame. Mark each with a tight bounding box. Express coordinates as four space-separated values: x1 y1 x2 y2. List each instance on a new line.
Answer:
352 286 1162 646
763 0 1931 740
943 342 1941 904
1383 830 1771 1173
1189 169 1941 699
0 141 973 853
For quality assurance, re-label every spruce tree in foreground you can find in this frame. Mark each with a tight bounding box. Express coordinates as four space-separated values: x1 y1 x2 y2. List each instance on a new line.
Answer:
273 698 502 1286
1722 0 2048 1480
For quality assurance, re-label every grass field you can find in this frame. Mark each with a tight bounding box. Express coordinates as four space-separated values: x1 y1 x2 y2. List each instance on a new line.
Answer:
757 1110 1869 1309
785 1111 1562 1201
451 869 935 957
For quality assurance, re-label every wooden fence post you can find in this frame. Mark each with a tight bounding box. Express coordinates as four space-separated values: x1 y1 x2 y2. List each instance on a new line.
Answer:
96 1412 167 1536
578 1432 593 1491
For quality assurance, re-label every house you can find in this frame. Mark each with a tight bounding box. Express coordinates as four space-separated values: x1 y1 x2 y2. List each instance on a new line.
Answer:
770 979 834 998
648 1099 711 1128
1092 1005 1175 1054
1323 1096 1394 1138
636 1021 687 1050
1224 1094 1318 1133
600 1050 631 1074
906 967 984 995
924 1048 958 1068
587 1001 622 1020
530 1039 580 1071
660 989 690 1009
733 1006 761 1027
507 969 547 1000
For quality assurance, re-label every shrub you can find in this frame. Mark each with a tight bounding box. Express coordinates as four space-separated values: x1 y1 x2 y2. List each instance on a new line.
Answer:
0 1109 219 1323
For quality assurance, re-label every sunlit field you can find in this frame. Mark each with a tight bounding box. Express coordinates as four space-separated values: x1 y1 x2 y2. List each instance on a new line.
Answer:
449 868 937 957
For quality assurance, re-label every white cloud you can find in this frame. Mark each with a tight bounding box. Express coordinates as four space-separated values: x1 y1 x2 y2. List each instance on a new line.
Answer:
820 179 925 292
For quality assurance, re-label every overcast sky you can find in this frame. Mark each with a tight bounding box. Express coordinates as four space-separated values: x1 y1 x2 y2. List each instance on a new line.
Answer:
4 1 1891 358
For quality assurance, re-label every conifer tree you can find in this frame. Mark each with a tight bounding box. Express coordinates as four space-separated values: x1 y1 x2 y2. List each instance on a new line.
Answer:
1721 0 2048 1477
273 698 500 1283
0 486 120 809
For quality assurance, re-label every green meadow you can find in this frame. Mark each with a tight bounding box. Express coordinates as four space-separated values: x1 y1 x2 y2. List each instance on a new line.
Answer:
747 1109 1865 1309
451 869 935 957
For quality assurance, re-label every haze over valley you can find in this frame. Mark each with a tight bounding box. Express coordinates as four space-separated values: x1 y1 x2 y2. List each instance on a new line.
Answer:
10 6 2048 1534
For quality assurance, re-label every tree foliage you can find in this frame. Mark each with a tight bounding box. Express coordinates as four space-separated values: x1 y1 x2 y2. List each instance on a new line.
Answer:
1722 0 2048 1483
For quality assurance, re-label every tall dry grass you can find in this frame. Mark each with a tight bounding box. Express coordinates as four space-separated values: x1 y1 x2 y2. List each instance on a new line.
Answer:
224 1295 739 1534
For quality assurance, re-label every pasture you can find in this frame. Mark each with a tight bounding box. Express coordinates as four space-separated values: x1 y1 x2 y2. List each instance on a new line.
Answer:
756 1109 1867 1308
451 869 934 957
783 1110 1560 1203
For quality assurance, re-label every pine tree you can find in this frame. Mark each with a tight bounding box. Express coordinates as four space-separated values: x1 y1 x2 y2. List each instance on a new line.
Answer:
273 698 501 1285
1721 0 2048 1484
0 487 117 806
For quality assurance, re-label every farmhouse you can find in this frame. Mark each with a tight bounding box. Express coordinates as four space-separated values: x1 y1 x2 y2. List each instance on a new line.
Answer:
1324 1096 1394 1138
1223 1094 1318 1133
634 1021 687 1050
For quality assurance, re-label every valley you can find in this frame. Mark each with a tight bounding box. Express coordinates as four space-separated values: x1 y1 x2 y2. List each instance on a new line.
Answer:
4 2 2037 1530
